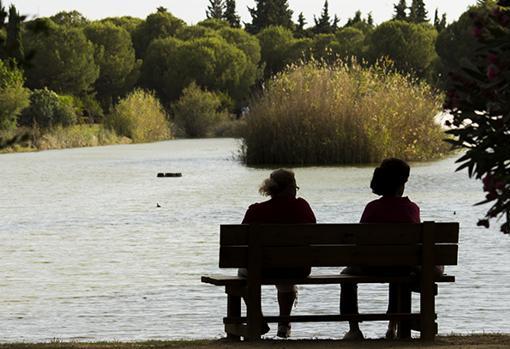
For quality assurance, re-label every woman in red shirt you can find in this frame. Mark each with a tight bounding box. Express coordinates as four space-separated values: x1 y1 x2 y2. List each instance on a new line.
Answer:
341 158 419 340
240 169 316 338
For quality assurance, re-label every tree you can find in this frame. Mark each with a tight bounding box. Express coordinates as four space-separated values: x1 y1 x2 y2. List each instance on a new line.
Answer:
335 27 366 61
345 11 374 34
141 36 257 106
206 0 225 20
223 0 241 28
172 82 227 138
132 10 186 58
257 25 294 77
295 12 307 37
444 0 510 234
433 9 447 32
345 10 362 27
435 7 483 87
106 89 171 142
393 0 408 21
246 0 294 34
24 25 99 95
218 27 262 65
314 0 333 34
366 20 438 77
5 5 23 63
50 10 89 27
100 16 143 35
409 0 428 23
0 59 30 131
19 88 77 129
84 22 141 109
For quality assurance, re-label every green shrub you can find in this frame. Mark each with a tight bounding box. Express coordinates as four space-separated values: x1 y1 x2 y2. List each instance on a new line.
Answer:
0 60 30 131
106 89 171 142
242 61 448 165
20 88 77 129
172 82 227 138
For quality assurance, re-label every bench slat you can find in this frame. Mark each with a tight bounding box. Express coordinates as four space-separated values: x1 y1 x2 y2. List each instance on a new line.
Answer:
224 313 422 324
220 223 459 246
201 274 455 286
220 244 458 268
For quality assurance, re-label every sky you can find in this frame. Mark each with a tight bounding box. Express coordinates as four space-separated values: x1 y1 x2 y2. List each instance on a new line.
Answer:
9 0 478 26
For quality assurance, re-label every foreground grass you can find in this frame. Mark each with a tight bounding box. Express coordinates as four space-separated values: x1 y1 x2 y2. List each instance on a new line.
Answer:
1 335 509 349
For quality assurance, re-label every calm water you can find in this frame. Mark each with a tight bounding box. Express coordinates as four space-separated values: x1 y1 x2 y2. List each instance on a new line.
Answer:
0 138 509 342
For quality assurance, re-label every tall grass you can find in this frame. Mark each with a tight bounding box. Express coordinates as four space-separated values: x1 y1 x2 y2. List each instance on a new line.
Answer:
241 61 448 165
36 125 128 150
106 89 172 143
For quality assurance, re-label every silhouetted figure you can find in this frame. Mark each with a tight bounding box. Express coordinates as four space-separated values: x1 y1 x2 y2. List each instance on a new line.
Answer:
341 158 421 340
239 169 316 338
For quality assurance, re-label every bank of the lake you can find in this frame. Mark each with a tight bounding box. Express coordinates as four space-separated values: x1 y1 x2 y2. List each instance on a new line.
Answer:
0 125 130 153
1 335 510 349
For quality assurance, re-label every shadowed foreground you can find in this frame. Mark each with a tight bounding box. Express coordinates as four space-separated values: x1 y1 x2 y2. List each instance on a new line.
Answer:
1 335 509 349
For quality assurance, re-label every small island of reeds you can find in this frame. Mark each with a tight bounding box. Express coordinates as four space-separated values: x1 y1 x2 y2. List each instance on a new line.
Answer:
241 61 449 166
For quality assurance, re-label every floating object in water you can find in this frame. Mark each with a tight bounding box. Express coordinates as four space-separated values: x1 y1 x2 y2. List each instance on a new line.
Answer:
157 172 182 178
156 203 161 208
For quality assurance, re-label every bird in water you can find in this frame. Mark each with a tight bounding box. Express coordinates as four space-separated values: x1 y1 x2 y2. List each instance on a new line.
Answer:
156 203 161 208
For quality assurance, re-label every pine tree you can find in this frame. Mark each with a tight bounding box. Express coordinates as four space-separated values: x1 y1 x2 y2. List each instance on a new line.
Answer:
433 9 447 31
223 0 240 27
5 5 24 64
0 0 7 27
367 12 374 26
439 13 447 30
332 14 339 31
409 0 428 23
313 0 333 34
246 0 293 34
295 12 307 37
393 0 407 21
206 0 225 20
345 10 362 27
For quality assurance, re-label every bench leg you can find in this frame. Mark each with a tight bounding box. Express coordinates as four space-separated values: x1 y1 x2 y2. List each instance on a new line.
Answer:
398 284 412 339
226 294 242 341
420 282 436 341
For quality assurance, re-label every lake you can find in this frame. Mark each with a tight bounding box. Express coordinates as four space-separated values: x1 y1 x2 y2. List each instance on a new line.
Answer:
0 138 509 342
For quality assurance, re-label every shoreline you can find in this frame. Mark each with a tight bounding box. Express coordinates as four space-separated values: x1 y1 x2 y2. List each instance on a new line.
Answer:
1 335 510 349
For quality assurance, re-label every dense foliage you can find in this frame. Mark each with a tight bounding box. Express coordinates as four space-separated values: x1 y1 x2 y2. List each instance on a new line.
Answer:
242 61 446 165
106 89 171 143
0 59 29 131
20 88 77 129
444 0 510 234
172 82 227 138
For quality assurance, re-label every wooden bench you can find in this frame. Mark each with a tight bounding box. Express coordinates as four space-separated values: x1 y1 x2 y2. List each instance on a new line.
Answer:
201 222 459 341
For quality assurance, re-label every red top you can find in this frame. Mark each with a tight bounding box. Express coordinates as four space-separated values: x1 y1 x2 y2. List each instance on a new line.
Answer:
242 197 316 224
360 196 420 223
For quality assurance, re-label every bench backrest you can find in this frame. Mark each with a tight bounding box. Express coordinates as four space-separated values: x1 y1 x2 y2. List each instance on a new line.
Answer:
219 222 459 269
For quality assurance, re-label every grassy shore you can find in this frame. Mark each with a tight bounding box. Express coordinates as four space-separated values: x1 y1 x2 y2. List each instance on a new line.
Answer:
0 125 130 153
1 335 509 349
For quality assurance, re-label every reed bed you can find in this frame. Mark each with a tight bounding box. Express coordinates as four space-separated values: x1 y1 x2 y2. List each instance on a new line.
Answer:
241 61 448 165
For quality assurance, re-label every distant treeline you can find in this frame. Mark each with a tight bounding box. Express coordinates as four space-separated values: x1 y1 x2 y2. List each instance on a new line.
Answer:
0 0 492 145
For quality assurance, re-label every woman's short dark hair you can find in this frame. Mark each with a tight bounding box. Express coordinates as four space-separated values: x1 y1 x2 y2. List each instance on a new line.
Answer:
370 158 410 196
